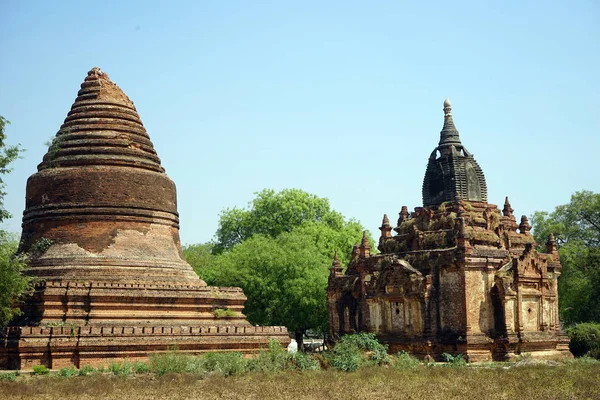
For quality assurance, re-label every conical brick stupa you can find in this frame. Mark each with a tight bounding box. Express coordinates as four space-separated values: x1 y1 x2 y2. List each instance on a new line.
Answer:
0 68 288 370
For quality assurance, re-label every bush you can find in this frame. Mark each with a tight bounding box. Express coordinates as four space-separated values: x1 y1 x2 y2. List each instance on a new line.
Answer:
442 352 467 367
203 352 247 376
32 365 50 375
59 366 77 377
568 322 600 359
78 365 96 376
132 361 150 374
149 352 191 376
109 361 131 376
327 333 390 372
327 340 363 372
248 339 290 372
291 351 320 371
0 372 18 381
394 351 421 370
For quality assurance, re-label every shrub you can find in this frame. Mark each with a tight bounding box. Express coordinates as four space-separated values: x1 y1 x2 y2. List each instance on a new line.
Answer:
568 322 600 359
394 351 421 370
327 340 363 372
149 352 191 376
78 365 96 376
442 352 467 367
203 352 247 376
0 372 18 381
59 365 77 377
248 339 290 372
291 351 320 371
327 333 390 372
32 365 50 375
109 361 131 376
132 361 150 374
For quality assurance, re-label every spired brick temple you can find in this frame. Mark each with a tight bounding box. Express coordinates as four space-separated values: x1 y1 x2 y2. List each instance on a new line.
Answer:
327 99 571 361
0 68 288 369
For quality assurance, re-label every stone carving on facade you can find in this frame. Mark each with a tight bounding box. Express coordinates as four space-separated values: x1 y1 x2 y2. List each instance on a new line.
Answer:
327 100 571 361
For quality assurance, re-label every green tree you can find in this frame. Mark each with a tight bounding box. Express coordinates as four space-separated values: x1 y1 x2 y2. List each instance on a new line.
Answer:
214 189 348 253
202 232 330 350
0 233 31 326
187 189 374 348
532 191 600 324
0 116 23 222
0 116 30 326
182 242 217 282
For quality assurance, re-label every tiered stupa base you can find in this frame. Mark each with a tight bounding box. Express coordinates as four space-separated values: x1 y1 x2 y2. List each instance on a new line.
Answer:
1 280 289 369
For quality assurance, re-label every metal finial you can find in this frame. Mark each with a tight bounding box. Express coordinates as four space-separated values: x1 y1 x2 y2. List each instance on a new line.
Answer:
443 98 452 116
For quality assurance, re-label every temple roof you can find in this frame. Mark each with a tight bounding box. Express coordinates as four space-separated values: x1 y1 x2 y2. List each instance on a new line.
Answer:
38 67 164 173
422 99 487 207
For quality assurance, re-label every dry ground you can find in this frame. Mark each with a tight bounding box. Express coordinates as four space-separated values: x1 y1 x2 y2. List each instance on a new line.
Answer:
1 364 599 400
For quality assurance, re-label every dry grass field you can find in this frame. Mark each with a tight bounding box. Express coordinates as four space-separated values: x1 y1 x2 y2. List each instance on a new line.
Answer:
1 363 599 400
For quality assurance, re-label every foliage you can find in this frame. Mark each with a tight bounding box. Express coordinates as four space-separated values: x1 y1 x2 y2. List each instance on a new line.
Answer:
393 351 421 370
214 189 346 253
290 351 320 371
149 352 191 376
78 365 96 376
248 339 290 372
201 232 331 339
0 233 32 327
327 333 390 372
132 362 150 374
32 365 50 375
0 116 24 223
58 366 77 377
532 191 600 324
567 322 600 359
109 361 132 376
0 372 18 381
441 352 468 367
182 242 217 281
202 352 247 376
212 308 236 318
185 189 373 342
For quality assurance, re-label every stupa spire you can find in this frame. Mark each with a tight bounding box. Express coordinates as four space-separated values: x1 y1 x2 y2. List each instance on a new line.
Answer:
422 99 488 207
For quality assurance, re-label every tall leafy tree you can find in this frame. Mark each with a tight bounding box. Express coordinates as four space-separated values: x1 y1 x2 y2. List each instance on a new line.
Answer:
186 189 374 348
0 116 23 222
214 189 348 253
532 191 600 325
0 116 30 326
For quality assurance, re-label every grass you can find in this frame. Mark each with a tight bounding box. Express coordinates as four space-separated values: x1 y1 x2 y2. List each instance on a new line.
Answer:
0 362 598 400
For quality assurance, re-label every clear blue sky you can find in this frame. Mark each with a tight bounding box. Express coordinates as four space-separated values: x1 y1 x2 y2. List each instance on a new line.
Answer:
1 1 599 246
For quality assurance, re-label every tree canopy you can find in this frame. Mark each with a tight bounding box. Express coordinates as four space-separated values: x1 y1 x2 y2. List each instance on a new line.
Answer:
0 116 30 326
214 189 349 253
0 116 23 222
185 189 374 346
532 191 600 325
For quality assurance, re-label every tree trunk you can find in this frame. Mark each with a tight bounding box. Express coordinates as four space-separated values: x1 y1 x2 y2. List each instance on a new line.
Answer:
295 329 305 352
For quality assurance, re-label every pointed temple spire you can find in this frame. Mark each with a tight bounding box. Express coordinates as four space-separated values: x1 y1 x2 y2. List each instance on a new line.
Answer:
329 249 343 277
438 98 461 147
19 67 197 283
378 214 393 251
519 215 532 234
503 196 515 218
546 233 558 253
359 231 371 258
39 67 164 173
422 99 488 207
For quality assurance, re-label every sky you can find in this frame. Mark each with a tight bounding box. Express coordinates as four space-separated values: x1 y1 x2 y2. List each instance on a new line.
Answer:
0 1 599 246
